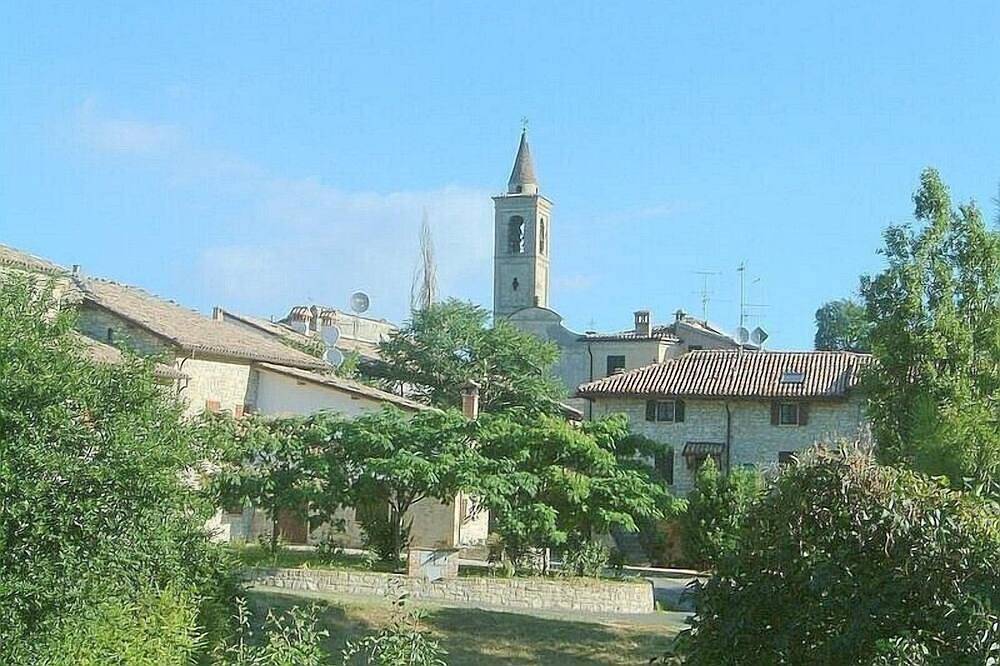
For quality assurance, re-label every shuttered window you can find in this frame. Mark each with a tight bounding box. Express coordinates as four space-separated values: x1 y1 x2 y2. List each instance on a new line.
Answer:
654 448 674 485
644 399 686 423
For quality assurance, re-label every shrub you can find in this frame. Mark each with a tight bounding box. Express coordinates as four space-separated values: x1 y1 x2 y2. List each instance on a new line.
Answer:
341 592 446 666
561 538 610 578
673 447 1000 665
678 458 762 569
0 277 236 662
220 597 330 666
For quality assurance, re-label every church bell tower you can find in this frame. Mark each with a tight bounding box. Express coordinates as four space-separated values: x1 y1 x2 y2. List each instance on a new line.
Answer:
493 130 552 319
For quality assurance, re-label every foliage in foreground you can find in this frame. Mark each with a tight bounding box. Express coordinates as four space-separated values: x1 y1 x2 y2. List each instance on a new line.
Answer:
0 277 235 663
341 592 447 666
678 458 763 569
861 167 1000 492
673 447 1000 665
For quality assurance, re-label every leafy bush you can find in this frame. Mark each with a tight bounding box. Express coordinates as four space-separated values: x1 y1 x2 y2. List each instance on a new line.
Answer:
220 597 330 666
561 539 610 578
678 458 762 569
674 447 1000 665
341 592 447 666
0 277 236 662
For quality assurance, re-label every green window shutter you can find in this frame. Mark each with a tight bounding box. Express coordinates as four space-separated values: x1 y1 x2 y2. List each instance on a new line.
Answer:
675 399 685 422
798 402 810 426
770 401 780 426
645 400 656 421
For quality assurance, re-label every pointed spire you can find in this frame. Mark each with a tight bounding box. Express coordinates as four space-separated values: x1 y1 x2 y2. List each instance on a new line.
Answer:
507 129 538 195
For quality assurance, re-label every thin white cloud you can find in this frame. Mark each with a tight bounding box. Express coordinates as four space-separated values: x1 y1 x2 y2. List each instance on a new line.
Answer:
76 98 181 156
75 100 493 322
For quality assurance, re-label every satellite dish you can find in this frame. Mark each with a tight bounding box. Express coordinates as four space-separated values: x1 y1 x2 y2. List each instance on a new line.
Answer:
324 347 344 368
288 319 308 334
750 326 769 346
321 325 341 347
349 291 370 314
735 326 750 344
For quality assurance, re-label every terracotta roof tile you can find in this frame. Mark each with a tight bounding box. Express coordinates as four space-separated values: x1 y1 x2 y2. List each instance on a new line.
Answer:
76 277 327 370
578 349 871 399
0 243 66 275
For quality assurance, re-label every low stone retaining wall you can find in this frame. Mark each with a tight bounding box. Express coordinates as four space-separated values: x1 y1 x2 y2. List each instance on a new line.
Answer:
245 567 654 615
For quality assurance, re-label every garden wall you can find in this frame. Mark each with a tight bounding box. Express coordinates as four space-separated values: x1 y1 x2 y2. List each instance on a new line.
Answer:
244 567 654 615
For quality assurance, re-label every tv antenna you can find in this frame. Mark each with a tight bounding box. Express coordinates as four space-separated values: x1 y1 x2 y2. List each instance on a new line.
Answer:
692 270 722 320
737 262 769 330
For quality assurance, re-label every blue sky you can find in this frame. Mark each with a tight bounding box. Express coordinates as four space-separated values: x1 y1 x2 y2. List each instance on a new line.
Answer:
2 2 999 348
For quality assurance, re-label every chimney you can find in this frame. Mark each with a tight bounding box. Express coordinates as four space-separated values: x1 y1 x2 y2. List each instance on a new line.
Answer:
634 310 651 336
674 309 687 323
461 380 480 421
212 306 224 322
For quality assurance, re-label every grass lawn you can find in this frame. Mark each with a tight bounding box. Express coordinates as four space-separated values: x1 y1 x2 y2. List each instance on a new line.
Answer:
231 544 401 573
249 589 681 665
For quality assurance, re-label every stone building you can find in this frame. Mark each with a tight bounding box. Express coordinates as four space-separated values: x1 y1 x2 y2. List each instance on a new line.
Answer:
578 349 871 493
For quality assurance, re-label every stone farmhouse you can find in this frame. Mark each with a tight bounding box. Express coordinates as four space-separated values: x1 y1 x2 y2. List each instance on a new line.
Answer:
578 349 871 493
1 244 486 553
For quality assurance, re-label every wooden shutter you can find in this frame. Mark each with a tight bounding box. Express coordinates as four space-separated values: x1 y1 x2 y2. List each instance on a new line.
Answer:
645 400 656 422
675 399 686 422
798 402 809 426
770 401 780 426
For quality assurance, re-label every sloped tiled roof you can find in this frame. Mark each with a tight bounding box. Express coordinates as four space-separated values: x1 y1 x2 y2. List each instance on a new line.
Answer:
578 349 871 399
75 277 327 370
0 243 66 275
221 308 381 362
257 362 431 412
75 332 186 380
581 329 680 343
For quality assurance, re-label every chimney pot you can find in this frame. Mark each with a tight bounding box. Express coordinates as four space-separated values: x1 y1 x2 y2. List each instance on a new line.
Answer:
461 380 480 421
212 306 224 322
634 310 651 337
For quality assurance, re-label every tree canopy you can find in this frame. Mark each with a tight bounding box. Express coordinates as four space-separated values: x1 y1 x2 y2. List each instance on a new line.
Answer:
814 298 871 351
672 447 1000 665
373 299 564 414
860 168 1000 492
0 276 232 663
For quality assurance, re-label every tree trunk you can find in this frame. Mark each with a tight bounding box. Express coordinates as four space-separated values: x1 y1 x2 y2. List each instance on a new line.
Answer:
270 513 279 555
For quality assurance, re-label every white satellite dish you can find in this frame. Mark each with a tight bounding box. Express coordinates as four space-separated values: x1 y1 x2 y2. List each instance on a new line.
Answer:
750 326 769 346
735 326 750 345
349 291 370 314
289 319 308 334
321 325 341 347
324 347 344 368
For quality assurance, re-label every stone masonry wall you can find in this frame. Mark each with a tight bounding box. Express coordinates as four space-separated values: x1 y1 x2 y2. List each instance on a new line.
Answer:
593 396 866 494
245 567 654 615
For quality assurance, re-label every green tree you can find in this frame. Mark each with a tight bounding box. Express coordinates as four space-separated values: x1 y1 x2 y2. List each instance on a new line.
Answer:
210 414 341 555
678 458 763 569
321 408 482 563
814 298 871 351
0 276 233 663
475 412 675 571
860 168 1000 491
671 447 1000 665
373 300 564 414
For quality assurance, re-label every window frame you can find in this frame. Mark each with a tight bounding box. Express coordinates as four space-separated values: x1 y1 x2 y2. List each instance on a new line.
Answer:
606 355 626 376
778 402 799 426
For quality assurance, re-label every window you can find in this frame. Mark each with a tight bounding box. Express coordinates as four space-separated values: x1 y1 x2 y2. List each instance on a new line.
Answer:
106 327 114 343
654 448 674 485
778 451 797 466
512 277 519 292
645 399 686 423
780 370 805 384
606 355 626 375
688 344 703 351
507 216 525 254
539 218 547 255
772 401 809 426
